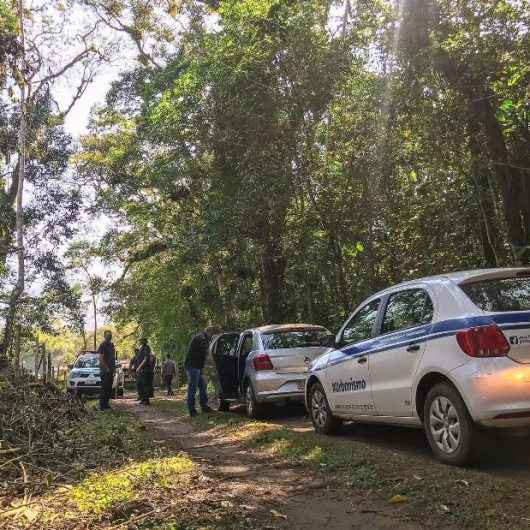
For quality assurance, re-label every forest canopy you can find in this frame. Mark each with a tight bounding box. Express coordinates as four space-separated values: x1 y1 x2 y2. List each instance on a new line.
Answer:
2 0 530 360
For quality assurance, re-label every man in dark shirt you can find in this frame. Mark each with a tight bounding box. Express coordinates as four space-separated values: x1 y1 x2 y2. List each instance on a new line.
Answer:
162 354 177 395
185 326 217 416
129 348 142 401
136 338 155 405
98 330 116 411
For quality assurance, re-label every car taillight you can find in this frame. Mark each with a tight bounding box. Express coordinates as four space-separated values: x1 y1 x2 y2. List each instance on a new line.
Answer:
456 324 510 358
253 353 274 371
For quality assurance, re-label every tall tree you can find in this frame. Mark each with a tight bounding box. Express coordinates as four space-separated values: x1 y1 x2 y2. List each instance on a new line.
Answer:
0 0 109 360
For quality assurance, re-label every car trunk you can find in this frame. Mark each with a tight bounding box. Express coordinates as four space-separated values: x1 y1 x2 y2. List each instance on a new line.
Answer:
496 313 530 364
459 271 530 364
266 347 330 373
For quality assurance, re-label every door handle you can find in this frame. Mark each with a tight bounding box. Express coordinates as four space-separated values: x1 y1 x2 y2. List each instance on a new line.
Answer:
357 356 367 364
406 344 420 352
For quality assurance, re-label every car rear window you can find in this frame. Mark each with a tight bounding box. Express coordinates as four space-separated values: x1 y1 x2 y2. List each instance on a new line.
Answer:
460 277 530 312
262 329 330 349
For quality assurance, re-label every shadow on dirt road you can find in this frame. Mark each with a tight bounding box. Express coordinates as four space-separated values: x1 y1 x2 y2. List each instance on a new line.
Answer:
228 401 530 480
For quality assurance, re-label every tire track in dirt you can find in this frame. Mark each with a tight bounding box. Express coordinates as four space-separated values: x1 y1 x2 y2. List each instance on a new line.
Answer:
115 398 423 530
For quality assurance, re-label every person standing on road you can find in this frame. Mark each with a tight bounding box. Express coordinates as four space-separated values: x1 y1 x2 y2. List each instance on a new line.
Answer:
136 338 155 405
129 348 142 401
185 326 217 417
162 354 177 396
98 330 116 411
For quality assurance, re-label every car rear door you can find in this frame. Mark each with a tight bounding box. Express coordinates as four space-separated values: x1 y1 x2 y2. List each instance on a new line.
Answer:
211 333 240 397
369 287 434 417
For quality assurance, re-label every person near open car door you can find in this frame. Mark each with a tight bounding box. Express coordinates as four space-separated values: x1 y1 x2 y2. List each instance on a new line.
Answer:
136 338 155 405
185 326 217 416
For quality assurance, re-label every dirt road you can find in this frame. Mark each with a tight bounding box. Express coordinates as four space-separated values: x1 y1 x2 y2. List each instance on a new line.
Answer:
115 397 424 530
114 395 530 529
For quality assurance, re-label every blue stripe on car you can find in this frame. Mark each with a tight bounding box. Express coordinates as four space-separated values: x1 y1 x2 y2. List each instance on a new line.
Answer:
320 312 530 370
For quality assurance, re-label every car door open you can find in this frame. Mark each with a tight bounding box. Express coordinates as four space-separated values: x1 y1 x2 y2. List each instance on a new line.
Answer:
212 333 240 398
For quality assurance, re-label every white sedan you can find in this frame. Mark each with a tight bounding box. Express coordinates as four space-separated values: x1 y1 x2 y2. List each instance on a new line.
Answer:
305 268 530 465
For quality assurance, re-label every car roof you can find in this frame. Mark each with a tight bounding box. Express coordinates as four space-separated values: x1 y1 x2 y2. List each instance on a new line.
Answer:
252 323 327 334
371 267 530 298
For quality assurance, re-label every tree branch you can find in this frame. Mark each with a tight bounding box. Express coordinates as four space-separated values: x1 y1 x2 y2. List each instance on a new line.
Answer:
113 241 169 286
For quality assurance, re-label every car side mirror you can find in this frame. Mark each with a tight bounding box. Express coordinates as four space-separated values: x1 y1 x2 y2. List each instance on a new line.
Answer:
67 364 73 370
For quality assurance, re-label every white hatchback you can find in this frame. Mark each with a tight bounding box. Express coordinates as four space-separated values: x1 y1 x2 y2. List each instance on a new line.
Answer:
305 268 530 465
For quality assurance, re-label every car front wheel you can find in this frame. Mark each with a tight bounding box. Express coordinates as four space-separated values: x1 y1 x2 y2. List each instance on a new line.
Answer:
309 382 342 434
424 382 475 466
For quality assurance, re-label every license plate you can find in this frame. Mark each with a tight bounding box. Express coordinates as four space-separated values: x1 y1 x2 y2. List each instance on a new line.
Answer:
296 381 305 391
87 379 98 385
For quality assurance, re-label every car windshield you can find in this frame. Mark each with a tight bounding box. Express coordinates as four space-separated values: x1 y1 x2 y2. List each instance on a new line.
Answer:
74 354 100 368
460 277 530 312
261 329 330 349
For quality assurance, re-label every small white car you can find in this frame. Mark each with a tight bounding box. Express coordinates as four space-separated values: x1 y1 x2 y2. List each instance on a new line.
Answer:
305 268 530 465
67 351 124 398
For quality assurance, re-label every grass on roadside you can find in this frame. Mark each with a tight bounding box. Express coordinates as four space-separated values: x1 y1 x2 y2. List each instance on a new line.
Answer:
151 396 530 530
4 403 259 530
71 454 194 514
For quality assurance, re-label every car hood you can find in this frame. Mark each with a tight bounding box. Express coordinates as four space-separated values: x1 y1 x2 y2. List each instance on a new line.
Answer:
70 368 100 376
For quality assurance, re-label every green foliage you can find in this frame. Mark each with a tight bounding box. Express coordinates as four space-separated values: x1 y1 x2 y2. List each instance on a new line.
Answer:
0 0 17 34
78 0 530 349
71 455 193 514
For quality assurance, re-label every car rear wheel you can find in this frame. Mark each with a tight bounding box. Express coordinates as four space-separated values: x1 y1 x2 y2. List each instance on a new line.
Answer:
309 382 342 434
424 382 475 466
245 382 266 420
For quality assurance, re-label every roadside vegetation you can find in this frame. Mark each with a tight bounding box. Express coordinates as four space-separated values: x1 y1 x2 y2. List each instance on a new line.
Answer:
152 398 530 530
0 379 253 529
1 1 530 527
2 1 529 371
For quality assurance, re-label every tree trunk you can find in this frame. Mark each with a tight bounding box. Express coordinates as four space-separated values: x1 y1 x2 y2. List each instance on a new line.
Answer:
468 93 529 265
261 235 287 323
0 0 27 362
431 46 530 265
42 345 47 383
92 293 98 350
468 122 504 267
14 325 21 371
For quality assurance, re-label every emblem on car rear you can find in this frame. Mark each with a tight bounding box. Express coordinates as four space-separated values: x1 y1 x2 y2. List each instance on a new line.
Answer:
510 336 520 345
